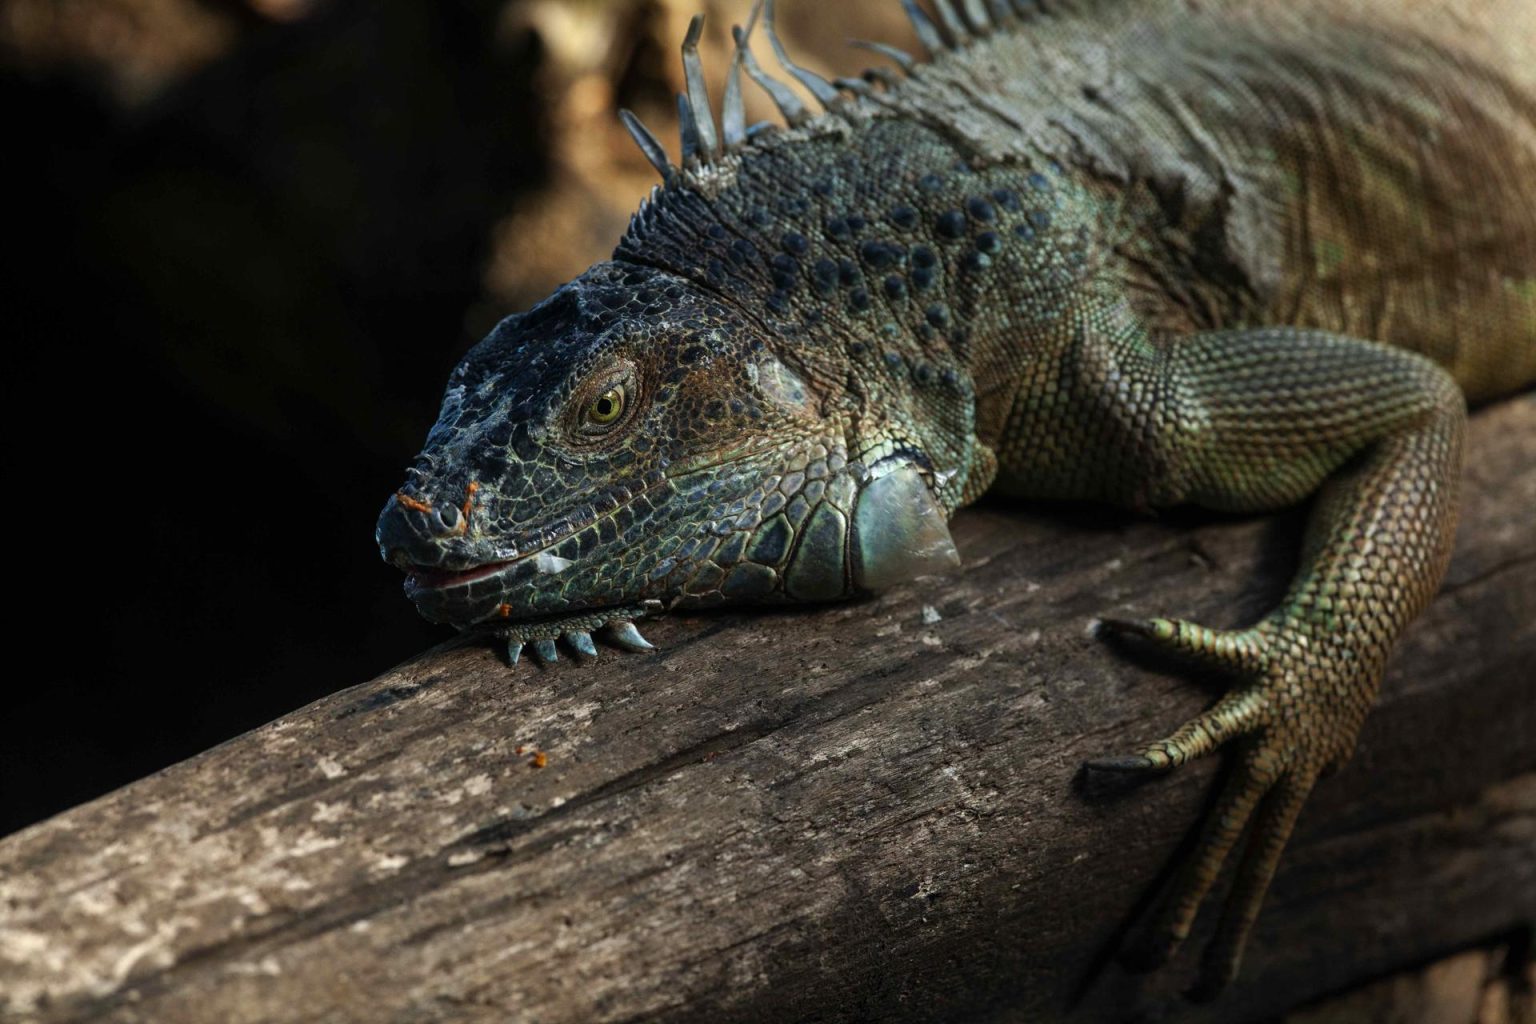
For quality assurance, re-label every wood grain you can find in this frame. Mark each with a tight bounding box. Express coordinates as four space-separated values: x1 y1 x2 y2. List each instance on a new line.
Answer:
2 397 1533 1024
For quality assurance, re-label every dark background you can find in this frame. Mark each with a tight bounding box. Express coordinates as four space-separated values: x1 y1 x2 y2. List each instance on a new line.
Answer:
2 2 547 835
1 0 902 837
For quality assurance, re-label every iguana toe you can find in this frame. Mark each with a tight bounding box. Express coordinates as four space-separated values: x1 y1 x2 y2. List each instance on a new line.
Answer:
1098 616 1267 674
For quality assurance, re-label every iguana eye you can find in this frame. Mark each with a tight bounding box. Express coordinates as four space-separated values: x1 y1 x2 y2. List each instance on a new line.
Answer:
567 362 638 446
585 385 626 427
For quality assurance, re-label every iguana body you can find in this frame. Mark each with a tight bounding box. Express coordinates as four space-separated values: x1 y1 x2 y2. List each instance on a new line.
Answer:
376 0 1536 997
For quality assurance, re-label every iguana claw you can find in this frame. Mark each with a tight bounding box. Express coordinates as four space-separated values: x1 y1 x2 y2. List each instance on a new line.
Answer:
1083 754 1158 772
606 619 656 652
566 630 599 659
495 605 660 666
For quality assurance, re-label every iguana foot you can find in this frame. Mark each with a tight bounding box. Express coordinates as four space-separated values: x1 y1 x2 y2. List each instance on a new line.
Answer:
495 603 660 666
1089 613 1368 998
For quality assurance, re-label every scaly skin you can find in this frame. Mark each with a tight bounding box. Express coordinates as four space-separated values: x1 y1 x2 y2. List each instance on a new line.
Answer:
375 0 1536 997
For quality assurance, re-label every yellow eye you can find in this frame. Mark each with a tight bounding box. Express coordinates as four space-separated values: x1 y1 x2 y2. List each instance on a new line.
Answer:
586 385 625 426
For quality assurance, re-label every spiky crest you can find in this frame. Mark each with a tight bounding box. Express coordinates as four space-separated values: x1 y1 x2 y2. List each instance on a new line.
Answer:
619 0 1034 186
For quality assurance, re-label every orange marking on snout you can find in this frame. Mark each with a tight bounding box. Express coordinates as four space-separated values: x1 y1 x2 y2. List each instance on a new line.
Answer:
457 480 479 535
497 603 512 618
396 492 433 514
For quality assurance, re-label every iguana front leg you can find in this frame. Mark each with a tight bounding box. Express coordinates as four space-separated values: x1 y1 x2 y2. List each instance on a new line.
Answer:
1038 325 1465 995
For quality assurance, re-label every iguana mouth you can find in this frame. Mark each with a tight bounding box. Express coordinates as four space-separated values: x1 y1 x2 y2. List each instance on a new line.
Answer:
402 542 584 598
398 522 598 628
404 559 515 591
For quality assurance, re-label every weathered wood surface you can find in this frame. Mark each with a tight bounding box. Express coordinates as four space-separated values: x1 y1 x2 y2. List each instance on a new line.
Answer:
2 397 1533 1024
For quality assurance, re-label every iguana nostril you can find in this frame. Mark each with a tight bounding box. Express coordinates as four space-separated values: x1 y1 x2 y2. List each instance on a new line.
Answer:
434 505 461 532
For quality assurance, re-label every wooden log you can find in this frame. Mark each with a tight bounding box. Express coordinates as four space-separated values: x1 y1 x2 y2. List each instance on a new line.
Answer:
2 397 1533 1024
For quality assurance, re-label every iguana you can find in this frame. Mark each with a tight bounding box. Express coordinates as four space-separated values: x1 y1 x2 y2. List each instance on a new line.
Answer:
375 0 1536 997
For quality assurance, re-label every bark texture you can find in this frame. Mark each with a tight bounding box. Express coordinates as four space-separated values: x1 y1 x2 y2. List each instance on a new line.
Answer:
2 397 1533 1024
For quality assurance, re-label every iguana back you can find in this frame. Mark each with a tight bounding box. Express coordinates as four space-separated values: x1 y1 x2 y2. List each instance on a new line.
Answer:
876 0 1536 401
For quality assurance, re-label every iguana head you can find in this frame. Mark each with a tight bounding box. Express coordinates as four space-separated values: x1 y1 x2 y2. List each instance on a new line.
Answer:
376 260 959 657
374 4 988 660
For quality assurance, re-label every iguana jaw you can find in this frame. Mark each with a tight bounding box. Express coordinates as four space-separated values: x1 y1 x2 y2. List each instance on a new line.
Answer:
392 519 598 627
386 461 678 627
402 559 515 591
399 540 595 623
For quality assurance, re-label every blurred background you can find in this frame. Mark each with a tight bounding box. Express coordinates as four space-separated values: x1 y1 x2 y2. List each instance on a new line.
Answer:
0 0 918 836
